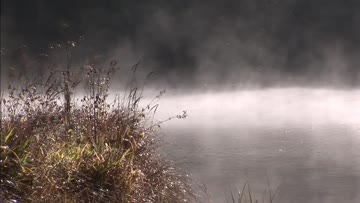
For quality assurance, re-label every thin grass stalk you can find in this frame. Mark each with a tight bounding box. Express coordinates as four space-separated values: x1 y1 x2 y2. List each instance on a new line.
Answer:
64 46 72 138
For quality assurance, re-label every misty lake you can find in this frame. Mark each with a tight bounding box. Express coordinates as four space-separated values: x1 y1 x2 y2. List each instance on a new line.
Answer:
152 88 360 203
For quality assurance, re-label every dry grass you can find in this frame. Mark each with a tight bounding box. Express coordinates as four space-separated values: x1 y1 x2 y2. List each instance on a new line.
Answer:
0 61 194 202
0 45 280 203
229 181 279 203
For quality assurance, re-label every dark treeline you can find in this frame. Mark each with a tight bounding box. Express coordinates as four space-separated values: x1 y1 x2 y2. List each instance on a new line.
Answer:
2 0 360 88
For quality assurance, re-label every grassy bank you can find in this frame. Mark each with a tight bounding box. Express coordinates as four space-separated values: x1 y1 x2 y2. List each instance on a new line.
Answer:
0 63 194 202
0 49 281 202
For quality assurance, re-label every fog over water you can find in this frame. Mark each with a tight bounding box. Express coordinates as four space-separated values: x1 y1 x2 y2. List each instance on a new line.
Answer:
2 1 360 202
152 88 360 127
141 87 360 203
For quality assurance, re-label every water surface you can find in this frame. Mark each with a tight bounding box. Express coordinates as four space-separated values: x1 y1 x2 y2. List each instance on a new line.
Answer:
154 88 360 203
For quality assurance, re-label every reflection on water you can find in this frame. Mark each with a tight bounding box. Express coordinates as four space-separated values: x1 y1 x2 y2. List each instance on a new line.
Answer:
152 88 360 203
161 125 360 203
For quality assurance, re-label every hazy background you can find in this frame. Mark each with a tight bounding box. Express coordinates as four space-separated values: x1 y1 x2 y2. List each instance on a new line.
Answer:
2 0 360 89
1 1 360 203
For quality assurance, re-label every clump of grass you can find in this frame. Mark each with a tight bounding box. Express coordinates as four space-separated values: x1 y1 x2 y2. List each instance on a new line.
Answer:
0 58 194 202
228 180 279 203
